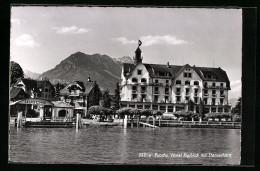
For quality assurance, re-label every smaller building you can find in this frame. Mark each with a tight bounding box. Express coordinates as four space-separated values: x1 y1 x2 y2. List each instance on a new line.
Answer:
51 101 74 120
10 87 29 102
58 77 95 116
13 77 55 101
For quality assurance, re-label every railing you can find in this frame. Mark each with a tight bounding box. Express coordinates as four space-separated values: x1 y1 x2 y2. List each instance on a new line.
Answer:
132 90 137 94
176 92 181 96
185 92 190 96
212 94 217 97
52 117 73 122
220 94 225 98
204 93 209 96
141 90 146 94
154 91 160 94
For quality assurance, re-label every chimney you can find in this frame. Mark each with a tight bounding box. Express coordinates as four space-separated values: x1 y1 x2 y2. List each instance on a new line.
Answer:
167 62 170 68
87 76 92 82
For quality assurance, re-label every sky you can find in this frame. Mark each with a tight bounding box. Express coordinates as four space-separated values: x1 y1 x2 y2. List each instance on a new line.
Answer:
10 7 242 99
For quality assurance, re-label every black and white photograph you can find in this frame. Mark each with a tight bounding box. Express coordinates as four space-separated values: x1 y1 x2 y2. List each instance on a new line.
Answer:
9 6 243 165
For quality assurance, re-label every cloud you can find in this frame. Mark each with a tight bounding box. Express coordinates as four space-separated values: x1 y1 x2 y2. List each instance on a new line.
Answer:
15 34 40 48
52 25 89 34
11 18 25 25
112 35 191 47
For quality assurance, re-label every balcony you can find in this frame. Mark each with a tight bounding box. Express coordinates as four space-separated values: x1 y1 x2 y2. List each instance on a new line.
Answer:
132 90 137 94
140 90 146 94
212 94 217 97
185 92 190 96
175 92 181 96
220 94 225 98
154 91 160 94
203 93 209 97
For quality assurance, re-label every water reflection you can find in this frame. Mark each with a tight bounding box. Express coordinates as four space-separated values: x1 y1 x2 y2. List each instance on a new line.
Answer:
9 126 240 165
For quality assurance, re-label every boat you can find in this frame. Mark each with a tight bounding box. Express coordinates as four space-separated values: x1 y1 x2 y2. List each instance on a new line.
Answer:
23 121 74 128
82 119 119 126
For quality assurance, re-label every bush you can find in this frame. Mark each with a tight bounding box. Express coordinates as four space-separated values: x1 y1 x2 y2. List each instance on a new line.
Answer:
205 112 233 120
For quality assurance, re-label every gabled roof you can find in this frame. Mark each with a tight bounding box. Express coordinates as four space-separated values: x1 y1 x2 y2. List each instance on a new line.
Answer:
59 81 94 96
19 78 37 89
122 63 230 88
10 87 27 99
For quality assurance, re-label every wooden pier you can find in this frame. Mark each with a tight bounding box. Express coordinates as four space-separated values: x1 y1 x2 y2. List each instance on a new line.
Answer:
139 121 158 128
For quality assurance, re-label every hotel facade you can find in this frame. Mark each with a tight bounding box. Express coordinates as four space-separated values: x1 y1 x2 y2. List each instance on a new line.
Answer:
120 46 231 114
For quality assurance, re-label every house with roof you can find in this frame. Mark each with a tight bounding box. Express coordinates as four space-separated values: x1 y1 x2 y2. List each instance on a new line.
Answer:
120 45 231 114
13 77 55 101
10 87 29 102
58 77 95 116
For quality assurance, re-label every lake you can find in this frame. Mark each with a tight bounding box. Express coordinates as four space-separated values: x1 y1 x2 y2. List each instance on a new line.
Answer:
9 126 241 165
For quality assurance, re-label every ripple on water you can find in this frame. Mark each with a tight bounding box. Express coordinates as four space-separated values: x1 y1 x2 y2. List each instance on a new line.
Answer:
9 126 241 165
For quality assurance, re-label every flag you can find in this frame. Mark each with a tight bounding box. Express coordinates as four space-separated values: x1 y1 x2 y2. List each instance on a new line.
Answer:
138 39 142 46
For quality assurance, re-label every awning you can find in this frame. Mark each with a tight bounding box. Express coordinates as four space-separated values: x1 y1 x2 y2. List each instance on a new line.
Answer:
10 98 53 106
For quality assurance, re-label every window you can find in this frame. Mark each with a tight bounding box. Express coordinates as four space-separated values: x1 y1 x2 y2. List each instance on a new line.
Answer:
218 107 223 112
185 97 189 101
185 80 190 85
145 105 151 109
220 83 224 87
137 69 142 75
212 90 216 95
155 79 158 83
194 81 199 85
176 88 181 95
45 88 48 92
132 78 138 83
184 73 188 77
204 89 208 95
137 105 143 109
220 99 224 104
165 96 169 101
196 107 200 113
211 107 216 112
168 106 173 112
154 95 159 102
166 80 169 83
165 87 169 94
204 82 208 87
204 98 208 105
194 97 198 104
188 73 192 78
176 96 181 102
176 106 184 111
141 78 147 83
194 88 198 94
176 80 181 85
212 82 216 87
132 86 137 90
224 108 229 112
129 105 135 108
152 105 158 110
132 94 137 100
160 106 166 112
155 87 159 93
220 90 224 95
212 98 216 105
141 94 146 101
141 86 146 91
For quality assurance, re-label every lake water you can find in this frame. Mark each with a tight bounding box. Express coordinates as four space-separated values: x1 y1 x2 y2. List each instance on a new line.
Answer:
9 126 241 165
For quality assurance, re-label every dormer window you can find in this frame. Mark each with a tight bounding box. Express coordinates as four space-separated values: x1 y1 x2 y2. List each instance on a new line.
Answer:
137 69 142 75
132 78 138 83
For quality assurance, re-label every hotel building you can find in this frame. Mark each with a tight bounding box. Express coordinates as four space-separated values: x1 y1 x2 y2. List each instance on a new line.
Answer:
120 46 231 114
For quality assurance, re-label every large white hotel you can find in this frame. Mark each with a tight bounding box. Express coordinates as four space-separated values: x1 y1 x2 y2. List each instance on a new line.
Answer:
120 45 231 114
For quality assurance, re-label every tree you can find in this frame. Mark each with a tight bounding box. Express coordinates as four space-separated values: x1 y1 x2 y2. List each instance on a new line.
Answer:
234 97 242 115
199 98 205 119
54 83 66 97
188 99 195 112
102 89 111 108
114 83 121 110
88 81 102 107
10 61 24 86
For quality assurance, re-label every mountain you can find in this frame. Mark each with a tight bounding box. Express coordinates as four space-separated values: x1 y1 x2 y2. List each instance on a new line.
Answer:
229 98 238 108
113 56 133 63
38 52 133 92
24 70 41 79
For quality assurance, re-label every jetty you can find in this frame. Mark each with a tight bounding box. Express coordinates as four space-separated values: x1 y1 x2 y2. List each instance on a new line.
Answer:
139 121 158 128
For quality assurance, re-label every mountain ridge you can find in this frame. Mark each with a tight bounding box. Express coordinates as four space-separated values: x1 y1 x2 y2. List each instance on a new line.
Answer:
38 52 133 92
